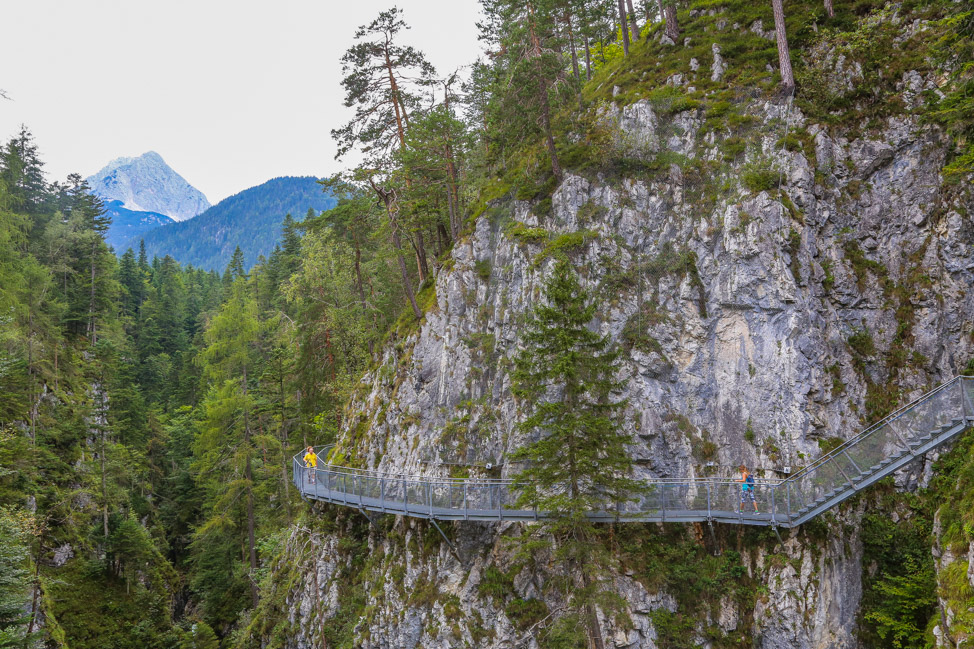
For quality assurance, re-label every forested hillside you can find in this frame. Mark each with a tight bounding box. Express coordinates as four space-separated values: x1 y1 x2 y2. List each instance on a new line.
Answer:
0 128 412 646
1 0 973 647
132 176 338 271
101 200 174 251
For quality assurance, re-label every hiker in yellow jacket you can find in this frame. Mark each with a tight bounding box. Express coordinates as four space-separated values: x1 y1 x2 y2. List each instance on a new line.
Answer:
304 446 318 485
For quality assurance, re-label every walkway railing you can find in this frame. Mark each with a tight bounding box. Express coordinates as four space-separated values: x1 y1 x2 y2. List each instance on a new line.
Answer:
293 376 974 528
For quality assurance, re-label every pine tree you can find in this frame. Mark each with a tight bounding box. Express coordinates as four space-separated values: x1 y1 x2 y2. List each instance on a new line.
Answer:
194 279 263 611
118 249 141 325
224 246 246 284
330 7 436 166
278 213 302 281
0 127 47 215
138 239 150 272
332 8 437 318
510 259 642 649
62 174 113 342
480 0 568 180
616 0 631 55
398 98 470 244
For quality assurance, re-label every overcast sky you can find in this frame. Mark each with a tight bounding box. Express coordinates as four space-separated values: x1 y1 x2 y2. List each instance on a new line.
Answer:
0 0 484 203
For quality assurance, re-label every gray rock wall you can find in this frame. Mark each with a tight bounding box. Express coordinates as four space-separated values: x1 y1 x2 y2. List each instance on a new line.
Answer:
286 90 973 649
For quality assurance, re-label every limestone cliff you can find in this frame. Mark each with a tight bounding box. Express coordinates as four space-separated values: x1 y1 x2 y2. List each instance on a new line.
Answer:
270 15 974 649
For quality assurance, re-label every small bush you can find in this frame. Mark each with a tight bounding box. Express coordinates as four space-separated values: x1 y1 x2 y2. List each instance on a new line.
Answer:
507 222 548 244
533 230 597 266
505 597 548 631
706 100 733 119
741 161 778 193
474 260 491 282
848 328 876 358
478 565 514 600
822 259 835 292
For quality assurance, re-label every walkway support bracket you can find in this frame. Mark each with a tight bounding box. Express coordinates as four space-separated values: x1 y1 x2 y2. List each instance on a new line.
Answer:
357 507 380 530
430 519 461 562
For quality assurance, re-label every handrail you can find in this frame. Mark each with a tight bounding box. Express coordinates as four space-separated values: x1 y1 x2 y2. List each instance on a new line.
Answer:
299 445 783 487
293 376 974 527
785 376 963 482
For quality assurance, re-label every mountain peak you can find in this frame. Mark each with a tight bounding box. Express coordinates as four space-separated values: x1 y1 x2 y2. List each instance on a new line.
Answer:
87 151 210 222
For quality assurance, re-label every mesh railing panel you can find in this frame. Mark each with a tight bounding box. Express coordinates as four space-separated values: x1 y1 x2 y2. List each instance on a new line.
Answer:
294 377 973 526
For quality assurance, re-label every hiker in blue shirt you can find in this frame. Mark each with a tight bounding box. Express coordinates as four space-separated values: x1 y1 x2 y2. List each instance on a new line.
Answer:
738 464 758 514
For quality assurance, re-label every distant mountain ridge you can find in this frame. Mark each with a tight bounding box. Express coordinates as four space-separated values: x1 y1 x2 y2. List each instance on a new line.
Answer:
127 176 336 271
101 200 175 251
87 151 210 222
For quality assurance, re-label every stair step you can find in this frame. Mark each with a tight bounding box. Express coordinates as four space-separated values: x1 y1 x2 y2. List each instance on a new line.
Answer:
862 458 895 477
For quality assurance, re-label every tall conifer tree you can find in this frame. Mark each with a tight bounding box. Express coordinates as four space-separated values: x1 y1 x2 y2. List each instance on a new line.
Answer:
511 259 642 649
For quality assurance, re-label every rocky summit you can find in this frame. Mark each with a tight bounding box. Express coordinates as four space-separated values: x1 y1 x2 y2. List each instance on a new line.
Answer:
86 151 210 222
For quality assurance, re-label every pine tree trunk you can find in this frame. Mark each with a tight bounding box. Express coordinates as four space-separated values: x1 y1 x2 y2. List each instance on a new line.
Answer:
414 230 429 282
527 3 563 180
445 184 459 242
540 93 562 180
626 0 640 41
370 181 423 319
617 0 631 55
384 47 408 150
101 424 108 539
278 362 292 525
771 0 795 89
246 453 258 607
583 34 592 81
824 0 834 17
27 276 36 446
442 106 461 242
393 226 422 318
664 2 680 42
242 366 259 608
89 239 97 344
564 10 584 111
352 237 373 354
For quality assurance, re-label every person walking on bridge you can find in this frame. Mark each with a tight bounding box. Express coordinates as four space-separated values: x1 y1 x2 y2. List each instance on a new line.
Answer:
304 446 318 485
738 464 758 514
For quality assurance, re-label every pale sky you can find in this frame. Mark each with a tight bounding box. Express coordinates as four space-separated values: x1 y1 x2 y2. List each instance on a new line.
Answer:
0 0 484 203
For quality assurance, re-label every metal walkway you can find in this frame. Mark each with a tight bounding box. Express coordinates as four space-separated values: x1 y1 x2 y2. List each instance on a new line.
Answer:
293 376 974 528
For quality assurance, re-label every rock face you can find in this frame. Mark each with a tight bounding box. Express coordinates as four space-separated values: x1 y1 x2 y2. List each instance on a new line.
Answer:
87 151 210 222
282 72 974 649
